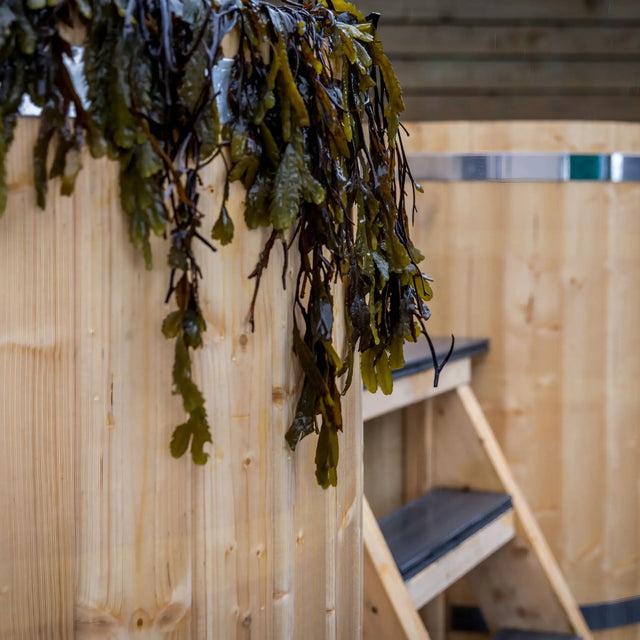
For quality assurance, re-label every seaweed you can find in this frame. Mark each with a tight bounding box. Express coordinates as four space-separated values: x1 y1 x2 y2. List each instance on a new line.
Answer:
0 0 436 487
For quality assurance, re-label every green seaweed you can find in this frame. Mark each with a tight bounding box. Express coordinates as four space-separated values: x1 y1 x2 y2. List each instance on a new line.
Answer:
0 0 436 488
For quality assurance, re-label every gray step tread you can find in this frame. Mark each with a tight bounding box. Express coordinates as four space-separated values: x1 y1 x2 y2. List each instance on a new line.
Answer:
394 336 489 381
378 487 512 581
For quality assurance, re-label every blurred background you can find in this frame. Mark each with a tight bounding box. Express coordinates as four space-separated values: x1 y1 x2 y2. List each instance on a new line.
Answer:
357 0 640 121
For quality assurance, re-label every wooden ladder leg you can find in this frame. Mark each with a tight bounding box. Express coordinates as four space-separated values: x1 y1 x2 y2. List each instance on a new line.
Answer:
432 384 592 640
363 495 431 640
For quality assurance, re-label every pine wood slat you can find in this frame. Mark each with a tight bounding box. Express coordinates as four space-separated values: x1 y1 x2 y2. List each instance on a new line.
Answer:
363 357 470 422
0 117 76 640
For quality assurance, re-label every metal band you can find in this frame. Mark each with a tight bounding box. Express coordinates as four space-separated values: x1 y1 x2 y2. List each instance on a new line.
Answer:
451 597 640 632
409 152 640 182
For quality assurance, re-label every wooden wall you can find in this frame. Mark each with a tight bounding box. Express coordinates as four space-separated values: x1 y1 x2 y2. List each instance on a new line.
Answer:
394 121 639 640
0 119 362 639
356 0 640 121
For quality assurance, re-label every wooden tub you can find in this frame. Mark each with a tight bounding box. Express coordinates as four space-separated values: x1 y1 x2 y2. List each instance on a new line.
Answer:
0 119 362 639
404 121 640 640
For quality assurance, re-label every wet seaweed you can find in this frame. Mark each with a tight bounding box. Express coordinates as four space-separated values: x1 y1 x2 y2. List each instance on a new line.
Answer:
0 0 435 487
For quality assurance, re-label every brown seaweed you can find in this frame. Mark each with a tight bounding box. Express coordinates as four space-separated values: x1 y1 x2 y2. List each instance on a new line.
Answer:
0 0 435 487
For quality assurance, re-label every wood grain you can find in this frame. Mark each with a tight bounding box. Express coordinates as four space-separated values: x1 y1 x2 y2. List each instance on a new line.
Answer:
0 118 362 638
0 119 76 640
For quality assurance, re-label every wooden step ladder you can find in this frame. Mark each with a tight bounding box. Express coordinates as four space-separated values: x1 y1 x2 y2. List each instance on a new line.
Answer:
362 338 592 640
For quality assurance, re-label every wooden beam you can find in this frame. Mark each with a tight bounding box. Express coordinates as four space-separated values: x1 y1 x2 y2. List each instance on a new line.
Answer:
363 497 431 640
358 0 640 23
377 25 640 58
399 95 640 122
363 357 470 421
393 61 640 92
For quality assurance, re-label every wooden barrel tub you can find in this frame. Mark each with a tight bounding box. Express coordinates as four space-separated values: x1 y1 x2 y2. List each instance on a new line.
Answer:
404 121 640 640
0 119 362 639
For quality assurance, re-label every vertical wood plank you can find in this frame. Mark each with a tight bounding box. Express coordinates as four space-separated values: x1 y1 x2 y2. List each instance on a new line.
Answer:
0 119 75 640
559 180 609 605
364 410 404 518
269 210 298 640
603 180 640 605
74 134 193 636
335 298 364 639
402 401 432 503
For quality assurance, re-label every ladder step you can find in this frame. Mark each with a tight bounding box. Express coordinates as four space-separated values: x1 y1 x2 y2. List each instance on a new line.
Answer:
379 488 515 608
363 337 490 420
495 631 582 640
395 336 489 380
379 487 512 580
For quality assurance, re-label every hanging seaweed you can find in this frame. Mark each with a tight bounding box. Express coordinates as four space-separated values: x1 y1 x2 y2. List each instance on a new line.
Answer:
0 0 443 488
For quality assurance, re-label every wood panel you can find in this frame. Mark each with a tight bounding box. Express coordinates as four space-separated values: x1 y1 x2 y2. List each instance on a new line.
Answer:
601 180 640 608
361 0 640 23
0 118 362 638
394 61 640 92
399 96 640 125
402 120 640 640
364 411 404 519
378 25 640 58
0 118 76 640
